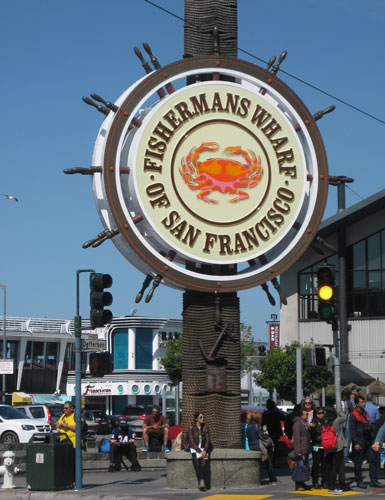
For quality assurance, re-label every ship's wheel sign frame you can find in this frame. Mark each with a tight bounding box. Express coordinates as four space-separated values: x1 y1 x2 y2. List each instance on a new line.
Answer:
91 56 328 293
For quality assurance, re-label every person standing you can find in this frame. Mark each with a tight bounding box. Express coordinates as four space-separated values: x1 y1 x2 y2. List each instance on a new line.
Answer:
323 406 347 495
302 398 316 423
56 401 77 448
142 406 170 452
344 385 360 463
56 401 79 480
262 400 282 466
310 408 327 488
350 395 382 488
241 411 249 450
365 394 381 424
109 419 141 472
188 411 212 491
247 411 277 485
292 409 312 491
372 421 385 452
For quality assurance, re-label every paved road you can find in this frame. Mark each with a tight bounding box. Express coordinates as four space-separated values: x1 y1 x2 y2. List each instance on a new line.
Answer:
2 462 385 499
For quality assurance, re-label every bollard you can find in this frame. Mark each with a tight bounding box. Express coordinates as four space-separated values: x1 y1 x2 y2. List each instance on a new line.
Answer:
0 451 20 489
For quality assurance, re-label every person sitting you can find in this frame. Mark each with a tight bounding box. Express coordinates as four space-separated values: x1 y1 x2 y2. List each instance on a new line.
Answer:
109 419 141 472
142 406 170 452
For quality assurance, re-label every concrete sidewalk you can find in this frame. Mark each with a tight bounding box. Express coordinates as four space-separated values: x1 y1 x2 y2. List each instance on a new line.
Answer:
1 462 384 500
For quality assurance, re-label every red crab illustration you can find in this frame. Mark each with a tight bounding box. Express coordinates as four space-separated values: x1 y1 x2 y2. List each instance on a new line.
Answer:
179 142 262 203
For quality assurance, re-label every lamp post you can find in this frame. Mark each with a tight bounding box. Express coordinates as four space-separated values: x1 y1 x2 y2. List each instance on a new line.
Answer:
0 283 6 404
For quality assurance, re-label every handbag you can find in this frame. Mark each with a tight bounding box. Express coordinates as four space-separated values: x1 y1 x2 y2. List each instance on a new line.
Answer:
291 464 310 482
258 430 273 448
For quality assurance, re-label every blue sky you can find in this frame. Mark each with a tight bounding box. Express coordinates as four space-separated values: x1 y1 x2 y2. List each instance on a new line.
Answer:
1 0 384 341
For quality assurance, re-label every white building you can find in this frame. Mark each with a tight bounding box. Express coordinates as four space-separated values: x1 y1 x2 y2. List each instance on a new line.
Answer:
0 315 182 414
280 188 385 385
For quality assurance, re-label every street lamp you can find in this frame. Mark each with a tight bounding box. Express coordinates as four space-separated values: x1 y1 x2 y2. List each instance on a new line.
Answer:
0 283 6 404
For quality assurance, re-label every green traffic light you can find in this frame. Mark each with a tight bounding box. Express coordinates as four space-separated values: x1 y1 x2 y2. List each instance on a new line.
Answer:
319 302 333 321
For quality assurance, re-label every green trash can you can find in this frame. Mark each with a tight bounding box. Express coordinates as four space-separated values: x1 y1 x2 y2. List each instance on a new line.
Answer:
26 433 74 490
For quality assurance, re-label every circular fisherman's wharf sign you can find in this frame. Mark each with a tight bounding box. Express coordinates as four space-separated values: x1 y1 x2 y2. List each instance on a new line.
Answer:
91 57 328 292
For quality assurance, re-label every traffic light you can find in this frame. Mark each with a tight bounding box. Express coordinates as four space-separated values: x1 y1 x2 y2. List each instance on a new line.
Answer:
305 346 326 367
90 273 113 328
258 345 266 356
89 352 113 377
317 266 336 323
315 347 326 367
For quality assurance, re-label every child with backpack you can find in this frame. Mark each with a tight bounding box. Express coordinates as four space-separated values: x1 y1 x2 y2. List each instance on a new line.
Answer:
322 407 347 495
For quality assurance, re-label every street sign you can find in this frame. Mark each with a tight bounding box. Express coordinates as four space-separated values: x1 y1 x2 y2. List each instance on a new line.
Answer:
81 339 106 351
0 359 14 374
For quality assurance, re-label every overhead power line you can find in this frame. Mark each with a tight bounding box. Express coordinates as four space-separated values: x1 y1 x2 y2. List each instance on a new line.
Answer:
143 0 385 126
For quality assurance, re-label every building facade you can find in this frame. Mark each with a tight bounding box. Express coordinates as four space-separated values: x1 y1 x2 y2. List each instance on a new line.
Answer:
0 315 182 413
280 189 385 383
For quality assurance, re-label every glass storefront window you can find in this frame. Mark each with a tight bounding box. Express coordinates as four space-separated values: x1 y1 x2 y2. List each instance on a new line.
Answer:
64 343 75 371
0 341 17 360
113 329 128 370
32 342 44 369
136 329 153 369
353 241 365 271
46 343 58 370
24 341 32 369
353 270 366 290
368 233 381 270
368 270 381 290
299 228 385 320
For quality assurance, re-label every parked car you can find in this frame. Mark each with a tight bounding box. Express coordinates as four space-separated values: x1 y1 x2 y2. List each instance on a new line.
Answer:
15 403 64 430
83 410 111 434
0 404 50 444
119 405 155 437
108 414 121 430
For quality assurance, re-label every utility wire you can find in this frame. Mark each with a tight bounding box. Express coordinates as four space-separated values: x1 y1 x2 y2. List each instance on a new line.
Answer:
345 184 364 201
143 0 385 126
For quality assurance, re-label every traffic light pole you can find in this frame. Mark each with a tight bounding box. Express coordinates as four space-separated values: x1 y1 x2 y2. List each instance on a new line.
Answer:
333 321 341 411
0 283 6 404
74 269 94 491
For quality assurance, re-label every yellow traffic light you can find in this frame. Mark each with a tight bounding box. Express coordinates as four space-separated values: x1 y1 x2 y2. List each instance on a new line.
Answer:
318 284 333 301
316 266 336 323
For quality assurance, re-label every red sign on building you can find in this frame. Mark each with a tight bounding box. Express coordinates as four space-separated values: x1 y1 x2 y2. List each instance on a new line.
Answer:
268 323 280 350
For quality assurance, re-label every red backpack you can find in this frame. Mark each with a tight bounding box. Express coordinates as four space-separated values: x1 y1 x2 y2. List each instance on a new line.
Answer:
321 425 337 452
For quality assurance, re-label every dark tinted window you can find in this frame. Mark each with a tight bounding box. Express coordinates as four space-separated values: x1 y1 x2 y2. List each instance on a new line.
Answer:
121 406 145 416
0 406 28 420
121 405 153 416
30 407 45 419
93 412 107 419
48 406 64 417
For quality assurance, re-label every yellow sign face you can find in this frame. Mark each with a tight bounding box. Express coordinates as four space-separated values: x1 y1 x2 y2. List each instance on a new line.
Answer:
131 82 306 264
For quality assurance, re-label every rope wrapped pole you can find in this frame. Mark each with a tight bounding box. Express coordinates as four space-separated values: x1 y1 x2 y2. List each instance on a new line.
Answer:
182 0 241 449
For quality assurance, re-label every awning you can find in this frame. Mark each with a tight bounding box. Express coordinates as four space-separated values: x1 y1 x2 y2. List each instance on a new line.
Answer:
339 362 376 387
12 392 32 406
